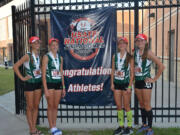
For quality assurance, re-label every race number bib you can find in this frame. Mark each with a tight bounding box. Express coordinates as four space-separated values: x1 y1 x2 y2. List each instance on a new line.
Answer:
145 82 152 88
33 69 41 78
51 70 61 79
115 71 125 80
135 66 142 76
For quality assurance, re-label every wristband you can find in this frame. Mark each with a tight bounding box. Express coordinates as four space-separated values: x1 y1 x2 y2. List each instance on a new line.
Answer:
63 86 65 89
128 86 132 89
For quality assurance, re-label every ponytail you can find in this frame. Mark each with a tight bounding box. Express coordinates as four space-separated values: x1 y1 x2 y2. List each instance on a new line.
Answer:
125 52 132 67
142 43 149 61
29 45 34 65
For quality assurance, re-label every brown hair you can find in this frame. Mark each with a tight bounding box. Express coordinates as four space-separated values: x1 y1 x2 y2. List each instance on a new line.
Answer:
125 52 132 67
141 42 149 61
29 45 34 65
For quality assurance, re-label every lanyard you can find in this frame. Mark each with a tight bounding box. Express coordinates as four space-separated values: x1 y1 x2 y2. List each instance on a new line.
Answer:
32 52 40 69
49 52 59 70
136 50 142 67
117 52 127 71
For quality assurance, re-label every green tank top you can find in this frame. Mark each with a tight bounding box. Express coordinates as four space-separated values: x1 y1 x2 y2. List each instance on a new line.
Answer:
23 52 41 83
134 49 152 81
114 52 130 84
46 52 62 83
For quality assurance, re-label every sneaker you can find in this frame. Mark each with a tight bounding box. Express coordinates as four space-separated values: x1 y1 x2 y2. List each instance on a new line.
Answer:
136 125 149 134
122 127 134 135
113 127 124 135
56 129 62 135
51 129 62 135
145 129 154 135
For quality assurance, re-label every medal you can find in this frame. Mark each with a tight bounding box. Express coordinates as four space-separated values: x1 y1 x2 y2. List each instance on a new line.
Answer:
49 52 61 79
49 51 59 70
32 52 41 78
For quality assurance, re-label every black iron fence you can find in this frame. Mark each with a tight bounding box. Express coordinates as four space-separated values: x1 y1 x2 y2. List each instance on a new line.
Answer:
12 0 180 125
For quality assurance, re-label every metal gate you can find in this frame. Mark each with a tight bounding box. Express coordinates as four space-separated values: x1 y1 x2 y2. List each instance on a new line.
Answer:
12 0 180 125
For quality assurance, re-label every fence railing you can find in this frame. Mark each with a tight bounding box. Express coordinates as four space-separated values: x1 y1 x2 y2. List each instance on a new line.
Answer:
12 0 180 125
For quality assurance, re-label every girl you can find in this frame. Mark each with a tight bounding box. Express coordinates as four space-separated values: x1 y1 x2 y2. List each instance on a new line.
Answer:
13 36 42 135
134 34 165 135
42 38 66 135
111 37 134 135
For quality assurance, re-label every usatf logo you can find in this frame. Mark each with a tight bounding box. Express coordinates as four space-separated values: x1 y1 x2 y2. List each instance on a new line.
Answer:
64 17 105 61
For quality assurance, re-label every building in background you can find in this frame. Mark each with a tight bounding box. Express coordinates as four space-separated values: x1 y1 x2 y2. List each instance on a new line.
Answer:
0 0 25 65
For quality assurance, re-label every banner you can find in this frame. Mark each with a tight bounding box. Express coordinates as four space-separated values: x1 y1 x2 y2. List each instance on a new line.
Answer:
50 7 116 105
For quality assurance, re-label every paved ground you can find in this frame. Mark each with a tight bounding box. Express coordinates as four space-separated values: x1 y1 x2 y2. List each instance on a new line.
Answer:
0 107 29 135
0 73 179 134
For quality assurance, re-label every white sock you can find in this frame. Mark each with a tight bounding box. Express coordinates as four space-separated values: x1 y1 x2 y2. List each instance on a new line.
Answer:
50 127 57 133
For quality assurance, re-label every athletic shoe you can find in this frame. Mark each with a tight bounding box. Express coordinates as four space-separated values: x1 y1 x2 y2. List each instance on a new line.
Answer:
136 126 149 134
145 129 154 135
122 127 134 135
113 127 124 135
51 129 62 135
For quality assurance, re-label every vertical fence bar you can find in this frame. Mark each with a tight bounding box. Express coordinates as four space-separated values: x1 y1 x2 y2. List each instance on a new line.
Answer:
98 105 100 123
168 2 172 123
175 5 179 123
148 0 151 45
30 0 35 35
154 0 158 122
134 0 139 125
22 3 26 115
161 0 165 123
141 1 144 33
85 105 87 123
122 2 124 36
92 106 94 123
128 1 131 52
12 5 20 114
19 5 23 114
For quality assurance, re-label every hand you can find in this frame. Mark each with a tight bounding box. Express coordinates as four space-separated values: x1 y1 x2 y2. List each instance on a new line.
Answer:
22 75 32 81
145 77 155 83
62 89 66 98
111 84 115 91
126 88 131 94
44 90 50 99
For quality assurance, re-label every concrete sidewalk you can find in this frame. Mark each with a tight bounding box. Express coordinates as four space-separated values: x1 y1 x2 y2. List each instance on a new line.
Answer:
0 107 29 135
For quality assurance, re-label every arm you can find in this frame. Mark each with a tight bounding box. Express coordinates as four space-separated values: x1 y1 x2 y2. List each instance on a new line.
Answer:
111 55 115 91
61 57 66 97
129 57 134 87
127 57 134 93
13 54 31 81
42 55 49 98
146 50 165 83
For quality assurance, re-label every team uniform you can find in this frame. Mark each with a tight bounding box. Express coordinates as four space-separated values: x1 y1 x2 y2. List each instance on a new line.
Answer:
24 52 41 91
113 52 133 135
114 52 130 90
134 49 153 89
46 52 62 90
134 34 156 135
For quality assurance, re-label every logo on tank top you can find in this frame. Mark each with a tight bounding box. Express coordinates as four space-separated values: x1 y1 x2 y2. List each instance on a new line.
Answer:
64 17 105 61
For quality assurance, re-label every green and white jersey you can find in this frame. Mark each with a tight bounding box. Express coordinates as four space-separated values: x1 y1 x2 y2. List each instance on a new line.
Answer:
134 49 152 81
46 52 62 83
114 52 130 84
23 52 41 83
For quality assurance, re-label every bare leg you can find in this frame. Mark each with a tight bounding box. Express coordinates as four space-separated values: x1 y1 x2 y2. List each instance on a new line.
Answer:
47 90 55 129
52 90 62 127
32 89 42 131
25 91 35 133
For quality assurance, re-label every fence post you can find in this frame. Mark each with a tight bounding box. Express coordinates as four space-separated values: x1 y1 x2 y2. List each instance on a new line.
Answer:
30 0 35 36
134 0 139 125
30 0 40 124
12 5 20 114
